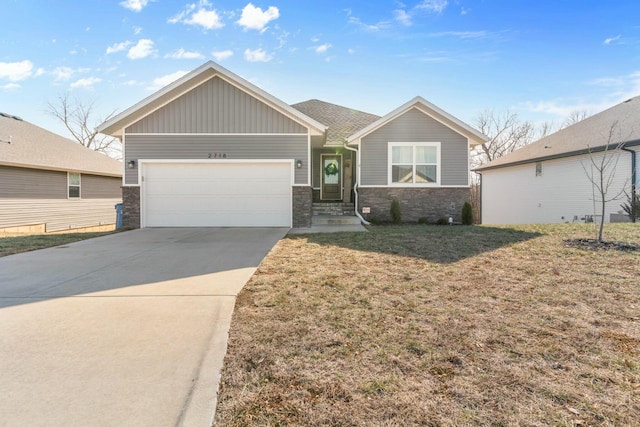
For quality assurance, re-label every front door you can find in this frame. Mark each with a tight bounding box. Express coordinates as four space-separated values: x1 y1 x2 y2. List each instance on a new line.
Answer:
321 154 342 201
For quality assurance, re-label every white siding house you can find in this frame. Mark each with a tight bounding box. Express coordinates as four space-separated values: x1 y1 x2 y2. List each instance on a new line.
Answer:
477 96 640 225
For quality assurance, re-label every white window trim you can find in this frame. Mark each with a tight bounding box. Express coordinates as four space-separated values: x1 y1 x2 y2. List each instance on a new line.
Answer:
388 142 441 186
68 172 81 199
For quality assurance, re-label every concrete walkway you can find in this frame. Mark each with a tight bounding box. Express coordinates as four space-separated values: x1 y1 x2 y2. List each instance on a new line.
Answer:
0 228 287 427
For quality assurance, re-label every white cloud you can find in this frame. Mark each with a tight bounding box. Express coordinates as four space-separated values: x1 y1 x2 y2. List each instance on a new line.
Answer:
416 0 448 13
346 11 391 32
1 83 21 90
70 77 102 89
147 70 189 91
122 80 139 86
348 48 355 54
165 48 205 59
394 9 412 26
169 1 224 30
0 60 33 82
133 26 143 35
604 35 621 45
212 50 234 61
237 3 279 32
106 41 132 54
244 48 272 62
127 39 155 59
315 43 332 53
35 68 46 77
120 0 149 12
52 66 90 81
429 31 488 39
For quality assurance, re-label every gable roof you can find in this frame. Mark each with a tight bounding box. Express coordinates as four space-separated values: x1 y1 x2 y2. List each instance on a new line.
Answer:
98 61 326 138
0 113 122 177
291 99 381 145
476 95 640 171
347 96 488 146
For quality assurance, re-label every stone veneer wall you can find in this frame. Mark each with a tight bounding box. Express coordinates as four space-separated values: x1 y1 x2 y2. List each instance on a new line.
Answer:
292 186 312 227
122 186 141 229
358 187 471 223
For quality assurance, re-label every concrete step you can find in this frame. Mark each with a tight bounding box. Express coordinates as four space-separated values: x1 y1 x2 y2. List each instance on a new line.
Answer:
312 203 355 216
312 215 362 225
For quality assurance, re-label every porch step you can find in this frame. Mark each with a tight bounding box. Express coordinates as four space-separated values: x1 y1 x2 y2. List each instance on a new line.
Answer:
312 202 355 216
312 215 362 226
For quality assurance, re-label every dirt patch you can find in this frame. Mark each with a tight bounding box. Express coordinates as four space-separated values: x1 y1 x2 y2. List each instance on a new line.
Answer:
564 238 640 252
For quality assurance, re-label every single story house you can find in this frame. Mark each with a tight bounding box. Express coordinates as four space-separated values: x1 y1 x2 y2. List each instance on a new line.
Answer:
0 112 122 233
475 96 640 224
98 61 487 228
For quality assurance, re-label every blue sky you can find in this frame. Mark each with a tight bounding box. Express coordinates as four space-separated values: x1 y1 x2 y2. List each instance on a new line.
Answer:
1 0 639 140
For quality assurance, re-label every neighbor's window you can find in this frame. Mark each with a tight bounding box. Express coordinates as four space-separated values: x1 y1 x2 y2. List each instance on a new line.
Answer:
389 143 440 185
68 172 81 198
535 162 543 177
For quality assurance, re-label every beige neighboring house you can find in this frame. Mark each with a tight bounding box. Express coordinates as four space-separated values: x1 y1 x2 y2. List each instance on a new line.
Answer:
476 96 640 224
0 112 122 233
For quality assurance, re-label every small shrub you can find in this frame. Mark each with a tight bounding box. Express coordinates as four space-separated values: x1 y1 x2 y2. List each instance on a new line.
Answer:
418 217 429 224
390 199 401 224
436 217 449 225
368 217 381 225
462 202 474 225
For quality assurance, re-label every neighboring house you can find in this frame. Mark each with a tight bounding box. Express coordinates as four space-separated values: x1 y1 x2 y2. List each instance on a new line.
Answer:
97 61 486 228
476 96 640 225
0 112 122 233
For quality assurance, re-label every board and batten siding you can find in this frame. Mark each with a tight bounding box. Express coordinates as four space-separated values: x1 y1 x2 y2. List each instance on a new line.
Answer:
124 134 308 185
360 108 469 186
126 76 307 135
481 151 633 224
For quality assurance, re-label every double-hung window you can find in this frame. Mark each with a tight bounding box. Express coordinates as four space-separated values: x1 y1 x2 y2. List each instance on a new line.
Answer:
68 172 81 198
389 142 440 185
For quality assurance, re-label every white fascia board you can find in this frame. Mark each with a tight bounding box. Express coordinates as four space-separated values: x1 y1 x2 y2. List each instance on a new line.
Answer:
347 96 488 146
98 60 327 137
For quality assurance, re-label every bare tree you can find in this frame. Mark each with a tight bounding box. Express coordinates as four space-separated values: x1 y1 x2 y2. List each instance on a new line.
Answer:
563 110 589 128
47 94 121 159
473 109 538 166
580 120 629 242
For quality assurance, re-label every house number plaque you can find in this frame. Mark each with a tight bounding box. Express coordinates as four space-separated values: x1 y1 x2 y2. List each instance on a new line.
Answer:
208 153 227 158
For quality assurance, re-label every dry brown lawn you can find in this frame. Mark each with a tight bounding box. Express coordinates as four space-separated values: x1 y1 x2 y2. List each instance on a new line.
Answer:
215 224 640 426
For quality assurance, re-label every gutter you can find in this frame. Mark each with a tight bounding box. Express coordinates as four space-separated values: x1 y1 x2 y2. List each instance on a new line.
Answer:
343 143 370 225
621 147 637 222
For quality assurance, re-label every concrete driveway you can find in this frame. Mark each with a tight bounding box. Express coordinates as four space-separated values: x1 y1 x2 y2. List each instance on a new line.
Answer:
0 227 287 427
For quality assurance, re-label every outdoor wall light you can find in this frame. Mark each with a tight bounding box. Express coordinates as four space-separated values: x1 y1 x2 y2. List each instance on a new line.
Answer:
296 160 303 168
127 160 136 169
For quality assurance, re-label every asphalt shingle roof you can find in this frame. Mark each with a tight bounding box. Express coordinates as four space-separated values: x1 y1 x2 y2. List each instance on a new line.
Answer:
291 99 381 145
477 96 640 171
0 113 122 176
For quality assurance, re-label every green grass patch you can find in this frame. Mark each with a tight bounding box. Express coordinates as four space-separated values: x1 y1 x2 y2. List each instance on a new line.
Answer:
0 231 116 257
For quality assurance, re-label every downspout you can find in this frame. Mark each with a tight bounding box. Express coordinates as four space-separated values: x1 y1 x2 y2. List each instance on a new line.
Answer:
621 147 637 222
343 142 371 225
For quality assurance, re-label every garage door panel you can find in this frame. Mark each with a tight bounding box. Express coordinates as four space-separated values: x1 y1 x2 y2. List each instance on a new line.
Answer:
143 162 292 227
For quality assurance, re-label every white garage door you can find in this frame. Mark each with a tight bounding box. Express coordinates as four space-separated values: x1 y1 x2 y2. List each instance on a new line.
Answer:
142 161 292 227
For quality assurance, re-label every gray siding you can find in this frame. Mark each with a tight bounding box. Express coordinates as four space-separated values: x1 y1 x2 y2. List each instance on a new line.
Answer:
0 199 120 232
126 76 307 134
125 134 308 185
0 166 67 199
82 174 122 199
360 108 469 186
